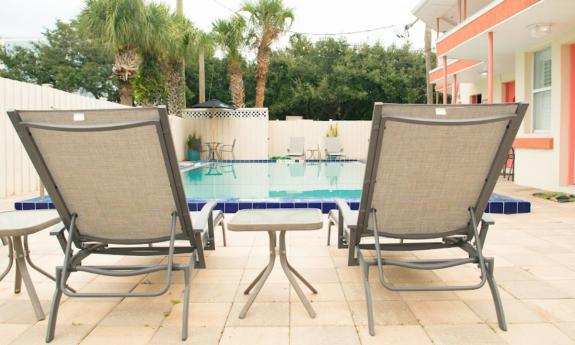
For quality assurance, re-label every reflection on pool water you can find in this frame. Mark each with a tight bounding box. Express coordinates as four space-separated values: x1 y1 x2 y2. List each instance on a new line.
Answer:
181 161 365 200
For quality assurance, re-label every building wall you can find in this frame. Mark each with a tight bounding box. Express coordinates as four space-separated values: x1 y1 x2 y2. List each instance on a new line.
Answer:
0 78 127 199
514 31 575 192
456 30 575 193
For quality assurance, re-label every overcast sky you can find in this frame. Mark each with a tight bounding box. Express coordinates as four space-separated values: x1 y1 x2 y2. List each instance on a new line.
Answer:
0 0 426 51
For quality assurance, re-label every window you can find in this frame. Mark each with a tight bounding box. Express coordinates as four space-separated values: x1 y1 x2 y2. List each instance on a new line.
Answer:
532 48 552 131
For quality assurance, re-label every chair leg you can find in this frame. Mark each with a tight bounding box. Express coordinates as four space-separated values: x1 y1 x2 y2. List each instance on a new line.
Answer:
46 268 64 343
181 266 191 341
206 220 216 251
13 236 45 321
359 253 375 336
195 232 207 269
0 237 14 282
347 227 359 266
222 222 227 247
14 261 22 293
337 218 347 249
327 222 332 246
485 258 507 331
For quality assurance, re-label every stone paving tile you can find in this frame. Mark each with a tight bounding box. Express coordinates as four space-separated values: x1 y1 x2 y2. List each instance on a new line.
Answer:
162 302 231 328
290 326 360 345
148 326 222 345
424 324 505 345
10 323 93 345
219 326 289 345
348 300 418 326
495 323 574 345
2 180 575 344
356 325 434 345
406 300 482 325
79 325 157 345
291 302 354 326
0 324 31 345
226 302 289 326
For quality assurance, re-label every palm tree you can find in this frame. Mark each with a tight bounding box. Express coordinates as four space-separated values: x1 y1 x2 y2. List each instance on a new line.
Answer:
78 0 166 105
242 0 294 107
160 13 197 115
212 16 247 107
193 31 214 104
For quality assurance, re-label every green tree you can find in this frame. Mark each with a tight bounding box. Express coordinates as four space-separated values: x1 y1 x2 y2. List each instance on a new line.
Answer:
78 0 167 105
242 0 294 107
212 16 247 107
133 52 166 106
0 20 117 100
150 6 196 115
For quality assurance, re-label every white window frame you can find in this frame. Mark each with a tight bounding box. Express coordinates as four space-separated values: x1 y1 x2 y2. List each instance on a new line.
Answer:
532 47 552 133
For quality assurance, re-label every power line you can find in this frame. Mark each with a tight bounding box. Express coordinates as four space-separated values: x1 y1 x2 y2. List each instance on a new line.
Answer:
208 0 401 37
288 25 397 36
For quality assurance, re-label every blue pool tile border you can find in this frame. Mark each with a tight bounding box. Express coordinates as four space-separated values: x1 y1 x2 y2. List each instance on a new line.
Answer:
15 193 531 215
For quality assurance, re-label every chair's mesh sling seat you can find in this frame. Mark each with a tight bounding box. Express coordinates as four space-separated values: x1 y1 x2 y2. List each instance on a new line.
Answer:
354 103 527 336
8 107 199 342
17 109 190 243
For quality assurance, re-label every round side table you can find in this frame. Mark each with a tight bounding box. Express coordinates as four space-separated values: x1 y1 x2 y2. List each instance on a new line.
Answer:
0 210 61 321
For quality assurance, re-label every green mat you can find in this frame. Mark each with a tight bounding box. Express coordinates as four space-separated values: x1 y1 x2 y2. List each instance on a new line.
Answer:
533 192 575 203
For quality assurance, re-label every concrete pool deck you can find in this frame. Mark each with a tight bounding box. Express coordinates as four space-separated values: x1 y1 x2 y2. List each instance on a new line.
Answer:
0 179 574 345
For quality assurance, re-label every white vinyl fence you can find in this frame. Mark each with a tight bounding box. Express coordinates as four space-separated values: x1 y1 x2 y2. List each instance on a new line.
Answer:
0 78 126 198
178 108 269 160
268 120 371 160
1 77 372 200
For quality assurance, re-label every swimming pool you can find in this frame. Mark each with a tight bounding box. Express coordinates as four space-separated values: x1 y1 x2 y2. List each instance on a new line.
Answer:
182 161 364 200
15 160 531 214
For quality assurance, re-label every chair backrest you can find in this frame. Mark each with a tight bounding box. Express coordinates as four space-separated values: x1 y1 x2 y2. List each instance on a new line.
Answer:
289 137 305 154
8 107 196 246
231 138 237 149
356 103 527 240
324 137 342 154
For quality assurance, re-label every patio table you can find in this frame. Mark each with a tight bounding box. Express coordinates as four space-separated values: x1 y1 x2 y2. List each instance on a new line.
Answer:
204 142 221 160
306 148 321 160
227 208 323 318
0 210 62 320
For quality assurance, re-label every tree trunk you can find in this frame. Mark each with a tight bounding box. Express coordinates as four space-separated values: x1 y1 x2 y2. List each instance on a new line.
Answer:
166 61 186 116
119 79 133 106
228 61 245 108
198 48 206 103
424 25 433 104
254 42 271 108
113 47 139 106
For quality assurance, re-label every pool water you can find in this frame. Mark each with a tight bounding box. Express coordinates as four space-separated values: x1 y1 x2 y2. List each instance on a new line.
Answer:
14 160 532 214
181 161 364 200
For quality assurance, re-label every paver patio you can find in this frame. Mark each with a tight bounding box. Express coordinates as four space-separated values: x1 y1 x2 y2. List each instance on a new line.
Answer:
0 180 574 345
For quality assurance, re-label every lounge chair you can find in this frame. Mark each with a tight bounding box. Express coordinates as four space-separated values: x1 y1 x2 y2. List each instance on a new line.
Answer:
287 137 305 160
324 137 345 160
326 204 357 251
339 103 527 336
7 107 220 342
218 138 236 160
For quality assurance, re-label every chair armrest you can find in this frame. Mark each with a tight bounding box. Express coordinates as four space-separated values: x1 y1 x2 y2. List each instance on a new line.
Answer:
50 226 68 252
481 213 495 225
194 201 218 231
50 227 65 236
335 199 354 224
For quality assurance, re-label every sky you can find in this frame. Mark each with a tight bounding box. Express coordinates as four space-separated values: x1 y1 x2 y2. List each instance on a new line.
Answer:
0 0 426 52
